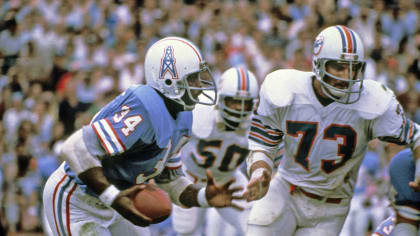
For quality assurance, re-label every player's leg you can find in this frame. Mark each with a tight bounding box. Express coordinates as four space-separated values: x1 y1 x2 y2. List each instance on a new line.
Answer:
291 191 350 236
206 208 228 236
172 204 206 236
389 149 420 236
109 214 151 236
43 163 76 236
338 194 365 236
295 227 340 236
246 173 297 236
43 163 116 235
42 207 54 236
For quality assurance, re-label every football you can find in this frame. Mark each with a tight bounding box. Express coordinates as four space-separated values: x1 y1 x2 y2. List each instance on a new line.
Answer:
133 183 172 223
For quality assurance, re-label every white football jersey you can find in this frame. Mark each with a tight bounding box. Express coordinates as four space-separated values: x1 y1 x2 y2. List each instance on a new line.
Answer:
248 69 420 198
181 103 250 183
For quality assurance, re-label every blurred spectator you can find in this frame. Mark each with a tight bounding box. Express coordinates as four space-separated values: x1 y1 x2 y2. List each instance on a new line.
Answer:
0 11 22 75
0 0 417 235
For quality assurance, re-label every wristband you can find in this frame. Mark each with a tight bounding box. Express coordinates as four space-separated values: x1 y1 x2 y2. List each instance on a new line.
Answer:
247 151 274 176
99 185 120 207
197 188 210 207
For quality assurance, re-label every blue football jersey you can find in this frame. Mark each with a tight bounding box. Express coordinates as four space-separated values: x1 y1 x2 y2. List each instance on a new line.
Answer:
65 85 192 191
372 216 395 236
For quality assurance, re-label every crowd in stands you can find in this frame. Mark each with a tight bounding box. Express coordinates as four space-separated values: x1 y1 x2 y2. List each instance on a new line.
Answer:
0 0 418 235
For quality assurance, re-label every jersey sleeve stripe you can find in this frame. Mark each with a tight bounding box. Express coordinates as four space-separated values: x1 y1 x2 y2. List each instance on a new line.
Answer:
168 156 181 162
250 125 282 141
252 118 283 135
166 156 182 169
166 165 182 170
166 162 182 169
251 122 283 136
105 119 126 151
99 119 125 153
249 132 280 147
249 135 278 147
92 122 114 155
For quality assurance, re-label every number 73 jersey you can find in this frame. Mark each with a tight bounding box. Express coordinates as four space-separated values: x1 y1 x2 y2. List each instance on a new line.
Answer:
248 69 420 198
180 104 250 183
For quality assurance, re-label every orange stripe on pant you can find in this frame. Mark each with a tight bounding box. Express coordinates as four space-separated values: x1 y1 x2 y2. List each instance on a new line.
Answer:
65 184 78 236
52 175 68 236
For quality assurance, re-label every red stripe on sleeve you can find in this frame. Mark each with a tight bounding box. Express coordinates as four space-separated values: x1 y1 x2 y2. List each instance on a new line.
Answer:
105 119 126 151
91 123 112 154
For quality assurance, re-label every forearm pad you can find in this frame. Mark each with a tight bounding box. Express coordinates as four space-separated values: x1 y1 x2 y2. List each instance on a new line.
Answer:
61 129 102 175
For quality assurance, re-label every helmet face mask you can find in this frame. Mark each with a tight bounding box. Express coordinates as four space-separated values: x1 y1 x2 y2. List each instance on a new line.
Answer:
312 26 366 104
317 58 366 102
177 62 217 108
145 37 217 110
218 67 259 130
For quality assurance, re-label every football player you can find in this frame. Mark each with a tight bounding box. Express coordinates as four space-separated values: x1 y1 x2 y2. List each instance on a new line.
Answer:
172 67 259 236
243 25 420 236
373 149 420 236
42 37 244 236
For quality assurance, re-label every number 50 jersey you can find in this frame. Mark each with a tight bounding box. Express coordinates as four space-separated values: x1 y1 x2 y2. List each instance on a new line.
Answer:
249 69 420 198
181 103 250 183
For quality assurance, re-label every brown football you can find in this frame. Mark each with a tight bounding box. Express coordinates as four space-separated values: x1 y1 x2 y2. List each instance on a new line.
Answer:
133 183 172 223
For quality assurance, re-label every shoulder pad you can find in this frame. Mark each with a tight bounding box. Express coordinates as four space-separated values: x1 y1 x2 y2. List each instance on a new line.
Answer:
132 85 177 148
345 80 395 120
258 69 313 115
192 103 216 139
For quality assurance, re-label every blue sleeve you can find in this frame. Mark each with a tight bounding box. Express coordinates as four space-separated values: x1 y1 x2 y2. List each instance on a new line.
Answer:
389 149 420 203
88 89 155 156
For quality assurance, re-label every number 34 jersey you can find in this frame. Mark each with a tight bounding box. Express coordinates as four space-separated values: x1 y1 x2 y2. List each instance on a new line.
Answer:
248 69 420 198
65 85 191 191
180 104 250 183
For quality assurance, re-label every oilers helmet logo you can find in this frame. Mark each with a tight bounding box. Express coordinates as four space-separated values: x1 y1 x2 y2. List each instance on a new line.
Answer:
313 35 324 56
160 46 178 80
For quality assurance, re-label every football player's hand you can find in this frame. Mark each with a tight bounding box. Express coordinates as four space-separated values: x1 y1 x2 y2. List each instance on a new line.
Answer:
243 168 271 202
111 185 153 227
409 176 420 192
205 169 245 210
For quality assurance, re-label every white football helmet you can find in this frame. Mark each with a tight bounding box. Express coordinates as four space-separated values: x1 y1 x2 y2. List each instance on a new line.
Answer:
312 25 366 104
218 67 259 130
145 37 217 110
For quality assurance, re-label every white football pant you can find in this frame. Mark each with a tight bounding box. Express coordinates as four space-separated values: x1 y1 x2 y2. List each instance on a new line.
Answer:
43 163 150 236
247 173 351 236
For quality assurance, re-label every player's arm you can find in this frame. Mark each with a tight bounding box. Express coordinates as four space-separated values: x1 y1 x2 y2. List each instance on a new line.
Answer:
243 73 286 201
243 114 283 202
409 141 420 191
155 166 244 210
243 151 274 202
60 129 152 226
373 98 420 192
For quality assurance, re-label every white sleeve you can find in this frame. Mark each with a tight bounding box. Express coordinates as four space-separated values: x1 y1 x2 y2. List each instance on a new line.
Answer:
61 129 102 175
372 97 420 147
247 86 284 158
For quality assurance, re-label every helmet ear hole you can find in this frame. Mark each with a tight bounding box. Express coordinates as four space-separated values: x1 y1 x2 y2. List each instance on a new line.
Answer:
165 79 172 86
